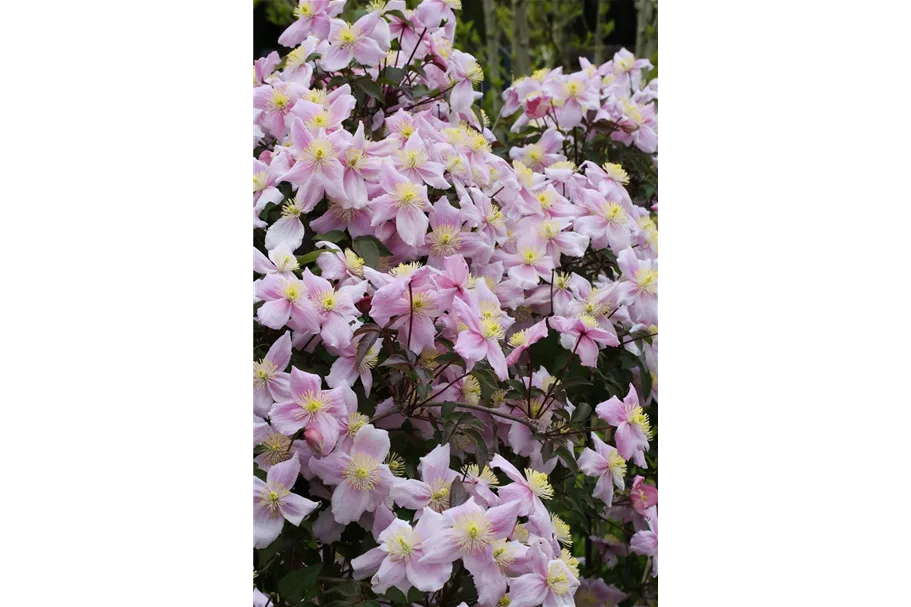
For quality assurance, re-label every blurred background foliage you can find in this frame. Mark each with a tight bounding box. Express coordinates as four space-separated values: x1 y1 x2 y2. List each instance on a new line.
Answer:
254 0 657 120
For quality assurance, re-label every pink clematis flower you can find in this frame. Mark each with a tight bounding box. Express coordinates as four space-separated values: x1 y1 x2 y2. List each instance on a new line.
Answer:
254 456 320 549
370 165 432 248
269 368 356 454
394 132 451 190
500 234 555 290
424 197 486 267
254 51 281 86
368 264 442 355
351 507 453 594
508 543 580 607
577 433 627 507
300 268 366 349
289 94 356 135
595 383 652 467
548 315 619 368
308 424 397 524
254 426 312 474
256 274 321 334
418 498 521 577
509 128 565 171
325 332 382 396
573 188 634 253
278 0 337 46
629 475 658 515
574 578 627 607
629 506 658 577
489 454 554 517
451 297 511 380
614 248 657 325
254 244 300 280
390 443 460 513
253 81 305 138
321 12 388 72
542 72 600 129
282 121 348 202
521 215 589 263
505 319 549 365
447 50 484 113
253 152 290 217
253 330 293 417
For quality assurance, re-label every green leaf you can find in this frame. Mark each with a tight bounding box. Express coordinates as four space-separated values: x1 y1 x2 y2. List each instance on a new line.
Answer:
555 446 579 475
384 66 405 85
440 401 457 418
327 75 348 89
449 477 469 507
352 324 381 337
278 564 322 603
410 64 428 80
355 78 384 102
407 588 425 603
384 9 413 27
352 236 386 269
382 587 408 604
570 401 592 424
296 250 325 266
356 330 379 368
463 427 489 469
313 230 346 243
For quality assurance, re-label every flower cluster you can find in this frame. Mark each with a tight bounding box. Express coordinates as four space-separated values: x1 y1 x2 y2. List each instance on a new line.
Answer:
253 1 658 606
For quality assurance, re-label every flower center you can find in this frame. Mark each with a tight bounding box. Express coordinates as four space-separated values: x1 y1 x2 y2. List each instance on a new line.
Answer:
295 390 327 417
481 318 505 341
600 201 628 224
342 453 381 491
305 139 336 167
282 282 302 302
521 248 542 265
429 477 452 511
347 412 369 437
272 89 290 110
338 25 357 47
386 528 420 561
462 375 481 406
254 360 278 388
602 162 630 185
546 562 572 596
629 406 653 438
429 224 462 256
525 468 554 500
634 268 658 295
393 182 422 208
398 148 427 170
341 249 365 277
253 171 268 192
261 433 293 465
454 512 494 553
